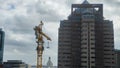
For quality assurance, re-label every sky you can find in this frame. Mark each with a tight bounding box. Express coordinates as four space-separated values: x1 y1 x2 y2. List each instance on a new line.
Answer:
0 0 120 66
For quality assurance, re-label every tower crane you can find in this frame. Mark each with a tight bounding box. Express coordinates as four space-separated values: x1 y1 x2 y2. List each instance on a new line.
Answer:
34 21 51 68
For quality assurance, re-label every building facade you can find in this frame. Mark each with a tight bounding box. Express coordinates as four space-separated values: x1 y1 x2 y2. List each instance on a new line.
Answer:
115 49 120 68
3 60 31 68
0 29 5 64
58 0 115 68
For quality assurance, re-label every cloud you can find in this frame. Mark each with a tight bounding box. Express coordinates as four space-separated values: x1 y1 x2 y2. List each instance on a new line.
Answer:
1 0 120 66
2 0 59 65
103 0 120 7
101 0 120 16
35 1 66 22
4 15 36 34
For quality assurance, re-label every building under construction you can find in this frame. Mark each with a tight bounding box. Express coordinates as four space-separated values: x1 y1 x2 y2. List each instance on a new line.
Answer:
58 0 115 68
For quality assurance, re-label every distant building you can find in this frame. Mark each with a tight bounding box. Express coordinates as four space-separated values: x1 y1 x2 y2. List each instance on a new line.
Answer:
31 65 57 68
115 49 120 68
31 66 57 68
58 0 115 68
31 57 57 68
47 57 53 68
3 60 31 68
0 28 5 64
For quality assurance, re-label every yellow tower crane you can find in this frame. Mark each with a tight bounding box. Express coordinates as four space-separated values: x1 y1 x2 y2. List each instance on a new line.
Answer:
34 21 51 68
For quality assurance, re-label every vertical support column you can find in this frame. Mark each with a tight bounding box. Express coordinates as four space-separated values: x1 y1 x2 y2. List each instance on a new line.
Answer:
37 53 39 68
37 45 44 68
34 21 51 68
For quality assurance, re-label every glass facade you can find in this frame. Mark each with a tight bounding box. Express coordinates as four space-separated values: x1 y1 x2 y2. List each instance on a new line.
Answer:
0 29 5 64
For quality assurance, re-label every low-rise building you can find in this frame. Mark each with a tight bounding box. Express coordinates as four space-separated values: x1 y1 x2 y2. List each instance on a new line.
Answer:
115 49 120 68
3 60 31 68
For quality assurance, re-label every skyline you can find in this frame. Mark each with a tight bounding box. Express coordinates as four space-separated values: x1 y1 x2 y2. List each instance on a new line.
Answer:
0 0 120 66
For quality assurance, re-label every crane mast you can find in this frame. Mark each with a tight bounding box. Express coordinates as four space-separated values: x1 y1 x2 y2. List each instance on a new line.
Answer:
34 21 51 68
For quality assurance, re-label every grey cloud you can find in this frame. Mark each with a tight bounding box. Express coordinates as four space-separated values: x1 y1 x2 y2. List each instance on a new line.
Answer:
4 34 35 53
103 0 120 7
65 0 77 7
4 33 36 54
34 0 70 22
4 15 37 34
102 0 120 16
35 6 61 22
5 37 34 47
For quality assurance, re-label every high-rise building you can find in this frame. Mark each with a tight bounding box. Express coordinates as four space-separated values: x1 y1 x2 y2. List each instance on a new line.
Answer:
3 60 31 68
115 49 120 68
58 0 115 68
0 28 5 64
